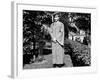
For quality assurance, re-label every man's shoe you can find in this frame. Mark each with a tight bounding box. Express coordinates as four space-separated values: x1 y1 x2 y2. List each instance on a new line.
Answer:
57 63 65 68
53 64 57 68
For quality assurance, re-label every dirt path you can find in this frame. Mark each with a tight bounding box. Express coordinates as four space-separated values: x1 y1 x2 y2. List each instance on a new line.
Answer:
24 54 73 69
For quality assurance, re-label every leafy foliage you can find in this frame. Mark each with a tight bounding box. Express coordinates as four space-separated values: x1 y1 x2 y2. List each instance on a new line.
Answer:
65 39 91 66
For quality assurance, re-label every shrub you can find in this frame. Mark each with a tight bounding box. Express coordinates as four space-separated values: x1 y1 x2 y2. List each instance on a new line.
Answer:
65 39 91 66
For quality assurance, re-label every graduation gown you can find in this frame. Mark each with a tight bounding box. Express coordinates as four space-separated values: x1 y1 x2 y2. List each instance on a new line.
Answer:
49 21 64 64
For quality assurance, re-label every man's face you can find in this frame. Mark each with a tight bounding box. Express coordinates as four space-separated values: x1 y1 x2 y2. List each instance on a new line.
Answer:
54 15 59 22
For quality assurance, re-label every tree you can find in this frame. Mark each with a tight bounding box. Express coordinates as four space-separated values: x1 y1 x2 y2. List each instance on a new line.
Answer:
23 10 53 63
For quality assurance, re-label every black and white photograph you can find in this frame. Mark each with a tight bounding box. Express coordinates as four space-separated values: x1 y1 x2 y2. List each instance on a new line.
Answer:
23 10 91 69
11 2 97 78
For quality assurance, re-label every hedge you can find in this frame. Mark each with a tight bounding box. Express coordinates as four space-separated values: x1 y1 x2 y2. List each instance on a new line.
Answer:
64 39 91 66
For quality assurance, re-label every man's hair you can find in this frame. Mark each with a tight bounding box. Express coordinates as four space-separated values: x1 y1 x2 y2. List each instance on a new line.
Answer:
54 14 60 18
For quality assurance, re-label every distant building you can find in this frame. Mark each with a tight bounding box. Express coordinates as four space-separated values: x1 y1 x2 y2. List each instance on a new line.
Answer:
68 30 85 43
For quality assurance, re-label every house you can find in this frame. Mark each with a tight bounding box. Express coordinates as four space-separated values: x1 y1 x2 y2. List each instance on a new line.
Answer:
68 30 85 43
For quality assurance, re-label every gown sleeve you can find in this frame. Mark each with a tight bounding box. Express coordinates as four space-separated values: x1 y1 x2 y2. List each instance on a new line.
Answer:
48 23 56 41
57 23 64 45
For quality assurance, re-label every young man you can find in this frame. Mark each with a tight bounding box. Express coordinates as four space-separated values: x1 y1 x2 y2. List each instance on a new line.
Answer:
49 14 65 67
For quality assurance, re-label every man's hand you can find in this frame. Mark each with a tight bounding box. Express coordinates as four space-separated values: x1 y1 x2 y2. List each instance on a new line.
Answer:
52 38 56 43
